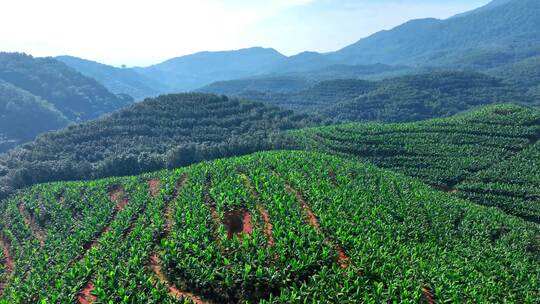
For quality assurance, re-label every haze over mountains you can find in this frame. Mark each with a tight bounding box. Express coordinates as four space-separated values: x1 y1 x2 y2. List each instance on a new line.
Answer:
0 53 132 152
56 0 540 101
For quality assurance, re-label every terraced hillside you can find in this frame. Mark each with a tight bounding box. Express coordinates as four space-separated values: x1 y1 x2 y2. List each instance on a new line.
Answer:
0 93 318 199
0 151 538 303
203 72 534 122
291 104 540 223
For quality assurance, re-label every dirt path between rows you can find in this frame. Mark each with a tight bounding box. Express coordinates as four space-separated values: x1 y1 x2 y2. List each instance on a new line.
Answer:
149 255 208 304
0 235 14 295
240 174 274 246
281 177 350 268
75 185 130 304
147 174 210 304
78 281 97 304
17 202 46 247
149 179 160 198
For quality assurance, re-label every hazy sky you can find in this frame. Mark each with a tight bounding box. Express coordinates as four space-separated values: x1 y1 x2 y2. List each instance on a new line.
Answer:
0 0 490 66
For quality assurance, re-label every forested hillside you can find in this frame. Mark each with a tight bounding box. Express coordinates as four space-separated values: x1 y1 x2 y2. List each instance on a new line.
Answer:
319 72 533 122
0 81 69 153
291 104 540 223
205 71 534 122
0 151 538 303
0 93 318 198
57 56 166 101
0 53 132 122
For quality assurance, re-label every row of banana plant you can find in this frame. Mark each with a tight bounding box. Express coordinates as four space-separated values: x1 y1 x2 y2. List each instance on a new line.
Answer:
0 150 539 302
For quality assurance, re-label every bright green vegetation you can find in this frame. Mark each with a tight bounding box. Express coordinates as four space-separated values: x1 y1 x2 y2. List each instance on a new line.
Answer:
458 140 540 223
0 53 132 122
0 151 538 303
291 104 540 222
204 71 535 122
0 81 69 153
0 93 318 199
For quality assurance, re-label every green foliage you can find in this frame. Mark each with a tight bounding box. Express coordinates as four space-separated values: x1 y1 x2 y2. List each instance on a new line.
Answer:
0 93 318 198
0 81 68 152
0 151 538 302
206 71 535 122
319 71 534 122
0 52 132 122
291 104 540 222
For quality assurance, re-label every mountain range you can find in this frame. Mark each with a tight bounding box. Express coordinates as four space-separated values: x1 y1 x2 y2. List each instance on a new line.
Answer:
57 0 540 100
0 53 132 152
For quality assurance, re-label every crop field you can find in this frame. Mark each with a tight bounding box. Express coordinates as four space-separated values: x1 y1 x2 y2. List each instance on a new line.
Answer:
291 104 540 222
0 151 538 303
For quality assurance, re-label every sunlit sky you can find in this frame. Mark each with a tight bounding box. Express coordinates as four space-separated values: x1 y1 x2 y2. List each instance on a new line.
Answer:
0 0 490 67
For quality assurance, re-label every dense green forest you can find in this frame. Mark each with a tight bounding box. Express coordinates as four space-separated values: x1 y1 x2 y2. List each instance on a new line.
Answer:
205 71 535 122
0 53 132 122
0 151 538 303
0 93 319 199
291 104 540 223
57 56 165 101
319 72 534 122
0 81 68 153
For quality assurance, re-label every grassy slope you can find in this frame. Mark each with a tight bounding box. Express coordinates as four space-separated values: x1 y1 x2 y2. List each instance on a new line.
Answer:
290 104 540 222
0 151 538 303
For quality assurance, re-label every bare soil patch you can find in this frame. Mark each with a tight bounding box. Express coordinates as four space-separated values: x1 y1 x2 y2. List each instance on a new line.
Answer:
17 202 46 246
240 174 274 246
149 254 209 304
149 179 160 198
0 235 14 294
77 281 96 304
223 209 252 239
421 287 435 304
72 185 130 263
281 178 351 269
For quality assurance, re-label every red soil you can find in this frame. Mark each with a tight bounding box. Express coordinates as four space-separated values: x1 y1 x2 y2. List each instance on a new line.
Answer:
242 211 253 235
73 186 130 263
0 236 14 294
421 287 435 304
110 187 129 211
258 206 274 246
337 248 350 268
147 174 210 303
149 179 160 198
283 182 351 269
285 185 321 231
17 202 46 246
224 210 253 239
149 254 209 304
77 281 96 304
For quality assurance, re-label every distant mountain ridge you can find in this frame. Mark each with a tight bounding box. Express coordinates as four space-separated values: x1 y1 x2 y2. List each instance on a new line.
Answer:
0 53 132 153
59 0 540 99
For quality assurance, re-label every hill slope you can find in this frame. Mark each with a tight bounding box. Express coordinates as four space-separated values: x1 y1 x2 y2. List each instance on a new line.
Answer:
56 56 166 101
0 93 318 197
204 71 533 122
0 81 69 153
319 71 533 122
0 151 538 303
330 0 540 68
0 53 132 122
291 104 540 222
